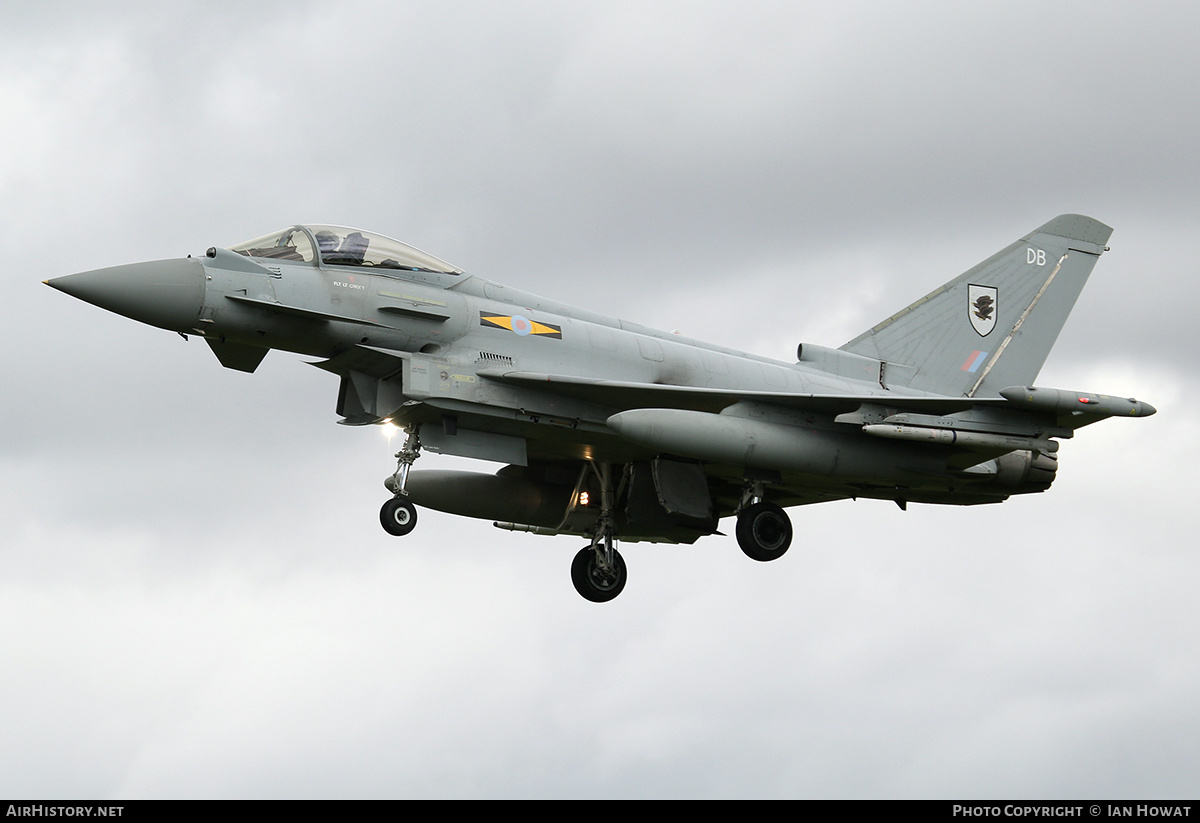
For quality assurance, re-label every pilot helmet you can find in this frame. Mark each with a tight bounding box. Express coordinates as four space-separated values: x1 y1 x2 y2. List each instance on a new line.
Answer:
314 230 339 252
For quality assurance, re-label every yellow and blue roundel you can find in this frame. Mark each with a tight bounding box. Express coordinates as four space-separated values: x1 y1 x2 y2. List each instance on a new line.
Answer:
480 312 562 339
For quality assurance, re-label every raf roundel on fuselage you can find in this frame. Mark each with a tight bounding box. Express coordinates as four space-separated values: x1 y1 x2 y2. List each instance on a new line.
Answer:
230 225 463 275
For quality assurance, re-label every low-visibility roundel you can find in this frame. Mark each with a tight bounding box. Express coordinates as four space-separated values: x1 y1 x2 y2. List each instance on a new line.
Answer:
478 311 563 339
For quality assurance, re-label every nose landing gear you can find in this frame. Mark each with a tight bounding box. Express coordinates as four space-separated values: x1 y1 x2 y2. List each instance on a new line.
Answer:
380 426 421 537
380 496 418 536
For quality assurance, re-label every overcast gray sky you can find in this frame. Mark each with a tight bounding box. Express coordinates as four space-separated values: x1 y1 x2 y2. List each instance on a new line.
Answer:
2 0 1197 799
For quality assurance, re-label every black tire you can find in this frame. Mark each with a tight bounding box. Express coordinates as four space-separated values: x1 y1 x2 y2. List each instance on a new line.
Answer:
571 545 627 602
380 497 418 537
736 502 792 562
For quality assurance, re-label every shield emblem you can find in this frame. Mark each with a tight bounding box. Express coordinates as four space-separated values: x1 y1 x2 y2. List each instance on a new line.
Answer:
968 284 997 337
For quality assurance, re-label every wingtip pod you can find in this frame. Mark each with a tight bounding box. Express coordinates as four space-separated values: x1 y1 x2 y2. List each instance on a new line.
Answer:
999 386 1156 417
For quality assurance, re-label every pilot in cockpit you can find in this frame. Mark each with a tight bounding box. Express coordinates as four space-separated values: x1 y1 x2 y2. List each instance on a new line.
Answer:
314 230 340 257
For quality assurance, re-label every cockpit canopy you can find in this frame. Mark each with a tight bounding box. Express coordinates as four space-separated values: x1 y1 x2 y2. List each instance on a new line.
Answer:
230 225 462 274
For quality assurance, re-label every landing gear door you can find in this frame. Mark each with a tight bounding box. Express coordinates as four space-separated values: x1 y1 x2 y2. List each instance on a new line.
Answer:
625 459 715 528
651 458 713 520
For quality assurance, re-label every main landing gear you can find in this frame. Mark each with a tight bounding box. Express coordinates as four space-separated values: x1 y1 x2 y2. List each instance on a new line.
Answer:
380 426 421 537
735 482 792 562
571 462 627 602
374 440 789 599
571 542 626 603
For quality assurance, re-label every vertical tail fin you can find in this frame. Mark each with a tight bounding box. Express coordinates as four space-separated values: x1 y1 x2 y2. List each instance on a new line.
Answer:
840 214 1113 397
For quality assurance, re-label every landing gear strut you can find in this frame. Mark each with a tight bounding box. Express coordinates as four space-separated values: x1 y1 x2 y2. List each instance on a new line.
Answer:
381 426 421 537
570 462 627 602
735 481 792 562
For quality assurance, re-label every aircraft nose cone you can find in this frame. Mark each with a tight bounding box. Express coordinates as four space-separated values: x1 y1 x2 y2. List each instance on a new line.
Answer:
46 258 206 332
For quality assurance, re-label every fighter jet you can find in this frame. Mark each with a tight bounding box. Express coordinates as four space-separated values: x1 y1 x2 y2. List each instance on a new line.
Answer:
46 215 1155 602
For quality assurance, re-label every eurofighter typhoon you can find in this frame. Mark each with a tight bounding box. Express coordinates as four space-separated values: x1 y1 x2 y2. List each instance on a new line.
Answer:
46 215 1155 601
